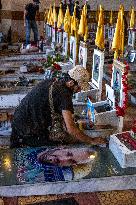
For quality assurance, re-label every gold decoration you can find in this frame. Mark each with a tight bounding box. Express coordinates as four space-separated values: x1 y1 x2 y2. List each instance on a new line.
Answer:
130 7 135 29
110 10 113 25
64 6 71 33
112 5 124 59
53 3 57 27
95 5 105 50
57 3 64 28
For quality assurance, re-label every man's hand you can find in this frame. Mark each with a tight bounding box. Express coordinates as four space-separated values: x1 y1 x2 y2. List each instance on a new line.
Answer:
62 110 108 145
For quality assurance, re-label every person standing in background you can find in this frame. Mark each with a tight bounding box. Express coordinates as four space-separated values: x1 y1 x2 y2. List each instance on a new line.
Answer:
75 1 80 20
69 0 74 16
24 0 40 47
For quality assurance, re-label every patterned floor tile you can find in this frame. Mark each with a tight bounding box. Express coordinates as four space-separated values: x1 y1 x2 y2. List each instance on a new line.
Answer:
27 197 79 205
97 190 136 205
74 192 100 205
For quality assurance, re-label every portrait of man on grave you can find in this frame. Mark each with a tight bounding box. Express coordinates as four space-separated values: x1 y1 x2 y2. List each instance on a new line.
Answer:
113 69 121 91
63 36 67 54
79 47 84 66
113 68 122 105
108 27 113 40
52 29 56 42
93 54 100 82
15 147 97 183
70 40 74 60
128 30 133 46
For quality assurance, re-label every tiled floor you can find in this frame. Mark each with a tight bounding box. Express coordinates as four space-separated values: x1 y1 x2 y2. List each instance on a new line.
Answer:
1 190 134 205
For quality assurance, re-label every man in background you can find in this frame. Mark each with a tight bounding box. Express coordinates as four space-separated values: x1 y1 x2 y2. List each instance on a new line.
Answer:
24 0 40 47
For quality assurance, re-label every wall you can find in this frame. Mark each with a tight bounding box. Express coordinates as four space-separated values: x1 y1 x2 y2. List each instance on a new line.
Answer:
0 0 60 42
0 0 135 42
81 0 136 11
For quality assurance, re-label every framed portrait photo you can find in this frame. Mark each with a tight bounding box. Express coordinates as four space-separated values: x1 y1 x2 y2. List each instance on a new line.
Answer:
105 84 115 108
111 60 126 107
108 27 115 40
128 30 135 47
45 24 50 37
57 31 63 44
92 49 104 89
69 36 76 66
128 50 136 63
52 28 56 43
104 25 109 39
79 41 87 68
63 32 68 56
49 26 52 37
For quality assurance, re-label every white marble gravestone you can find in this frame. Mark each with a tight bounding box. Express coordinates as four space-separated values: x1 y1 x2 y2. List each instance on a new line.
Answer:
109 131 136 168
73 49 104 103
0 94 26 108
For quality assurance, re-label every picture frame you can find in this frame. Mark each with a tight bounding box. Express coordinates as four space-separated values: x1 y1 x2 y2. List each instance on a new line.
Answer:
57 31 63 44
62 32 68 56
92 49 104 90
87 98 95 123
128 30 135 48
104 25 109 39
49 26 52 37
44 69 52 79
128 50 136 63
111 60 126 107
69 36 76 66
108 27 115 40
52 28 56 43
45 24 50 37
79 41 87 68
105 84 115 108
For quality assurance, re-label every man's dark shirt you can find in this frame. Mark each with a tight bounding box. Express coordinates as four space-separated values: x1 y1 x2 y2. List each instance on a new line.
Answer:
11 80 74 147
25 3 39 20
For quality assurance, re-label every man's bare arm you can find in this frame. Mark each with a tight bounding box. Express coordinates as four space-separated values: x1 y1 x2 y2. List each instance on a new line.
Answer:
62 110 106 145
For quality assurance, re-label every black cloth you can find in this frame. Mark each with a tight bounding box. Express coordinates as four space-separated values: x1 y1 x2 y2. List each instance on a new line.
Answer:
25 3 39 20
10 80 74 148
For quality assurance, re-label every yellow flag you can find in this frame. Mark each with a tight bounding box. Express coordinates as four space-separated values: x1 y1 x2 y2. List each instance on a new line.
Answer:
96 5 99 22
48 5 52 25
112 5 124 59
44 9 48 23
64 6 71 33
50 6 54 26
95 5 105 50
130 7 135 29
78 11 85 35
78 4 87 37
57 4 64 28
47 6 51 24
110 10 113 25
84 25 88 42
53 3 57 26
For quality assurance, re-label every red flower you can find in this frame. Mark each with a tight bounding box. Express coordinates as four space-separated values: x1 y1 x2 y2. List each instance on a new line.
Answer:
53 63 61 71
116 106 125 117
